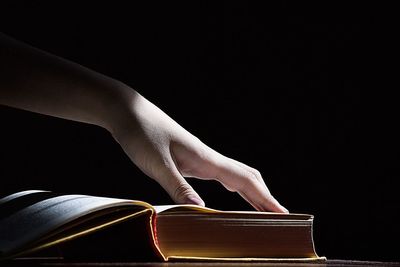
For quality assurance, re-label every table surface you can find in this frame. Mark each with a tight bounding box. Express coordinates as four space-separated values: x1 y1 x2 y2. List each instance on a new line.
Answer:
2 259 400 267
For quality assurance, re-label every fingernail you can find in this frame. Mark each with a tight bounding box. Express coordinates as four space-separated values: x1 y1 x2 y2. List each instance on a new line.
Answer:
186 195 205 206
281 206 289 214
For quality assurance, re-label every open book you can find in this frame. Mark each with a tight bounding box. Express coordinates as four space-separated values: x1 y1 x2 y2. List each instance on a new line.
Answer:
0 190 325 262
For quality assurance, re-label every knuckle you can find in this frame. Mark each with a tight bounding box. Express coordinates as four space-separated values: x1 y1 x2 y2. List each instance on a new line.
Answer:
252 169 262 179
239 172 259 192
247 167 262 180
173 183 193 201
248 171 260 184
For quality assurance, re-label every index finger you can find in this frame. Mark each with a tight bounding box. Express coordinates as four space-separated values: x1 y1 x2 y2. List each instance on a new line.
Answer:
214 156 288 213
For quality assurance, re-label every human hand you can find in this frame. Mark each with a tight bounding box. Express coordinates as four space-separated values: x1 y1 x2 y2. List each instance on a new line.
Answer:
109 89 288 213
0 33 286 212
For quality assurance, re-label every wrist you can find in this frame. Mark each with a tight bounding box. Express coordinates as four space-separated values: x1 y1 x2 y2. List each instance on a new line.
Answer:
99 81 141 138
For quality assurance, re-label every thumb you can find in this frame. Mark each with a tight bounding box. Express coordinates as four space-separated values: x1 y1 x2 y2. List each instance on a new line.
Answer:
157 164 205 206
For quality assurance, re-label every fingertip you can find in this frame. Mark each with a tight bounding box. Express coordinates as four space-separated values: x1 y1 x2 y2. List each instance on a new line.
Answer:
265 197 289 213
185 195 206 207
278 205 289 214
272 201 289 213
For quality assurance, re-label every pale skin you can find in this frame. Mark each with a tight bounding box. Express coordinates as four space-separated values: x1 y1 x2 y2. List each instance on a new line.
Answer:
0 33 288 213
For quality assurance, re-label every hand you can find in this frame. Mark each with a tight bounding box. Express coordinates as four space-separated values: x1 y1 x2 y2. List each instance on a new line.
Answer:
0 33 287 213
110 89 288 213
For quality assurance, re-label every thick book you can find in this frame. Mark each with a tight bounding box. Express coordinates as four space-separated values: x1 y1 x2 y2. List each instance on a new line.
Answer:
0 190 325 262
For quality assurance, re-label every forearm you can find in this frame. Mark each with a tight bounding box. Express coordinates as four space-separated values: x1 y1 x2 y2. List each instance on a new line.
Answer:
0 32 134 131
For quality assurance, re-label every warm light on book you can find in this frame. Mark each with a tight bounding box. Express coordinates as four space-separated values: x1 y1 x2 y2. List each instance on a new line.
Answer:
0 190 325 262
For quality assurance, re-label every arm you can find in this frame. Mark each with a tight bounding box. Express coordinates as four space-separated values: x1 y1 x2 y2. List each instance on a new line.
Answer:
0 32 288 212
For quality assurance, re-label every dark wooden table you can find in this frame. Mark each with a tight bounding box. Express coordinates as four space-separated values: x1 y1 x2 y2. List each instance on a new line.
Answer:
2 259 400 267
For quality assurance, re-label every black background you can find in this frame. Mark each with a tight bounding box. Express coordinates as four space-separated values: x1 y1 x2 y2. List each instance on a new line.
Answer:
0 1 398 262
